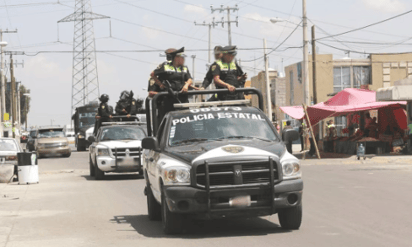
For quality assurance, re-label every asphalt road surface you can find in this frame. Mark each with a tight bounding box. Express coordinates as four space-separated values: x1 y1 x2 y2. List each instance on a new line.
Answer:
1 151 412 247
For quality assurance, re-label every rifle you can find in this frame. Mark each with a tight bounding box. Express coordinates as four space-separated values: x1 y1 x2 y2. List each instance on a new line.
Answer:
162 80 181 103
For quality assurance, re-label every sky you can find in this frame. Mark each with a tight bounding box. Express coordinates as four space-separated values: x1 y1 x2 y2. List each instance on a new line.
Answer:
1 0 411 127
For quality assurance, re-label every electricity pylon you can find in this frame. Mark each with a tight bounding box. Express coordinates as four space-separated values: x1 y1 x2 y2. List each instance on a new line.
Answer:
58 0 109 113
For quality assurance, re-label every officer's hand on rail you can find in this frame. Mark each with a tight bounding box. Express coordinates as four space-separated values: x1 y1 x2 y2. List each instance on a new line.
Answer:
181 85 189 93
227 85 236 92
95 116 101 119
109 115 113 119
127 114 131 118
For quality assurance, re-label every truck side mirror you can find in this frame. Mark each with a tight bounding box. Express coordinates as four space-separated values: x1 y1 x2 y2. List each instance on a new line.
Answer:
88 136 96 143
283 129 299 143
142 137 160 151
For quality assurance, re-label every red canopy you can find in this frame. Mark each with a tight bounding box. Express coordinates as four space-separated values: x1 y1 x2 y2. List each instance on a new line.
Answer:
280 88 406 125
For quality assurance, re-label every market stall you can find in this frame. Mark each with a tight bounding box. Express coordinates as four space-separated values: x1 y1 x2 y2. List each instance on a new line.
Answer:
281 88 407 155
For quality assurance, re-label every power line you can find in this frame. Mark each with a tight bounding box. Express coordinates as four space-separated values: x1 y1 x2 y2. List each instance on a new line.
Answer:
316 9 412 41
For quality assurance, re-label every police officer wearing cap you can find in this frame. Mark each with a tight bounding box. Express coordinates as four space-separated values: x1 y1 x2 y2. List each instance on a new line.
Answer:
212 45 247 100
150 47 192 115
149 48 177 96
94 94 113 135
201 46 223 90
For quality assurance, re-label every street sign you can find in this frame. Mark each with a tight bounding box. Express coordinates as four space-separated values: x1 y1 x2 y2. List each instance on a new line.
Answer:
4 113 9 121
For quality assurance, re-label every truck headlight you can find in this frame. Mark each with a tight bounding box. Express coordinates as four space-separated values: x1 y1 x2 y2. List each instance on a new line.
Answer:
163 166 190 185
97 148 110 156
281 160 301 180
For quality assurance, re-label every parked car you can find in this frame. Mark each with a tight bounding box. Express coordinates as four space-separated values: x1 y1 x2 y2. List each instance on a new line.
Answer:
26 130 37 151
89 122 146 180
35 127 71 158
0 138 23 182
20 132 29 143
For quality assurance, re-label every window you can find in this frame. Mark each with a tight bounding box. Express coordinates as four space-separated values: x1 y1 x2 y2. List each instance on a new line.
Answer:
353 66 371 88
335 116 347 136
333 67 351 93
289 71 294 105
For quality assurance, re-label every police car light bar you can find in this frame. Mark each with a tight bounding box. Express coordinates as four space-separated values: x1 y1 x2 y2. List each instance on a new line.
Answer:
173 99 251 109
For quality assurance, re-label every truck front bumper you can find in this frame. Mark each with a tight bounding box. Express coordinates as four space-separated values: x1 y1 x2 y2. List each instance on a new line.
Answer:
37 147 71 156
163 179 303 219
97 156 142 173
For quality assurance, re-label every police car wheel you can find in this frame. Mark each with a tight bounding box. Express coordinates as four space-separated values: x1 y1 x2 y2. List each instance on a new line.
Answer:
161 188 183 234
89 156 95 177
147 184 161 221
278 203 302 230
95 165 105 180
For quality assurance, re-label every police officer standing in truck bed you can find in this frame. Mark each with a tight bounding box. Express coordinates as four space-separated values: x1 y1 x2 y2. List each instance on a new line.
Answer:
212 45 248 100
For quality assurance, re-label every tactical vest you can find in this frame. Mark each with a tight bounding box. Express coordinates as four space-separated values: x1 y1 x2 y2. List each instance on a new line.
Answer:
163 63 189 91
216 60 239 87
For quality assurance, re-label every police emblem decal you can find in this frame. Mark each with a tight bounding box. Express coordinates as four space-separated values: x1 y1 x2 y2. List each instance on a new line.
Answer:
222 146 244 153
211 65 216 71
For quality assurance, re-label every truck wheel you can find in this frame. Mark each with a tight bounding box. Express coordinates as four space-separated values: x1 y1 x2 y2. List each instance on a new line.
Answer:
278 203 302 230
64 152 71 158
95 165 105 180
161 189 183 234
147 185 161 221
89 157 95 177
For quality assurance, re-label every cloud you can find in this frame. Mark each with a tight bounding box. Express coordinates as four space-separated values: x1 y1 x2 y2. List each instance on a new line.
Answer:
362 0 406 13
184 4 208 17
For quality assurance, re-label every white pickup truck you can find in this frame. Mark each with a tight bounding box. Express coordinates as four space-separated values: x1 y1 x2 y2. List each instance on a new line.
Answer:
88 123 147 180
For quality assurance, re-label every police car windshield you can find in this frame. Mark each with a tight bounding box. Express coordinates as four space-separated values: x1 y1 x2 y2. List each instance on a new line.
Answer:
169 107 279 146
99 127 146 141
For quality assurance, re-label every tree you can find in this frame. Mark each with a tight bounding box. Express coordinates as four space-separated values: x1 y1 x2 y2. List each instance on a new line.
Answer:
19 85 31 125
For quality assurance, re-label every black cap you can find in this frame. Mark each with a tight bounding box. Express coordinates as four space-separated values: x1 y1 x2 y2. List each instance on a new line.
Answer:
222 45 237 55
169 47 186 58
214 46 223 54
165 48 177 61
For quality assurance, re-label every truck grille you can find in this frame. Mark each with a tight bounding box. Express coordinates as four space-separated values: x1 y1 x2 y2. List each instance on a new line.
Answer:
195 160 279 187
111 148 141 157
44 143 66 148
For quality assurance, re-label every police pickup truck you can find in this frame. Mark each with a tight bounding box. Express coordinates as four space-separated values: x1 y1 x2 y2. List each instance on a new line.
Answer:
88 120 147 180
142 88 302 234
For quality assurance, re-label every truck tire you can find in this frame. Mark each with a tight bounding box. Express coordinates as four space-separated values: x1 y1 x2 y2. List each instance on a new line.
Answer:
89 156 95 177
161 189 183 234
95 165 105 180
64 152 71 158
278 203 302 230
147 185 161 221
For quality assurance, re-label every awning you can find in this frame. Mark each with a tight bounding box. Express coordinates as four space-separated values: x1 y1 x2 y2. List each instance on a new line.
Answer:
280 88 406 125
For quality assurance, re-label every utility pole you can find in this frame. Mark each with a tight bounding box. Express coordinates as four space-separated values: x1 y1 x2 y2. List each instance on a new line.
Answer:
10 55 16 138
0 29 17 123
211 5 239 46
263 39 272 120
302 0 310 106
194 21 217 63
191 55 196 81
311 25 317 105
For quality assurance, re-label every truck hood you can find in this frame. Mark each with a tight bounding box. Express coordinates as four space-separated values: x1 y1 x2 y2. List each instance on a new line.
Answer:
164 140 285 164
97 140 142 148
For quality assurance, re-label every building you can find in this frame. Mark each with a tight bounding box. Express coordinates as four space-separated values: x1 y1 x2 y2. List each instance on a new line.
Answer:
250 70 286 121
285 52 412 133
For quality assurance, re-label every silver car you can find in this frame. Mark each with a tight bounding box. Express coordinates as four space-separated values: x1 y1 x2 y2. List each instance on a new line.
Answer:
0 138 23 182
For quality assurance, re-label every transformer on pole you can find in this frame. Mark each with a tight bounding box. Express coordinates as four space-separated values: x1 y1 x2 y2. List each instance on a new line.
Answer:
58 0 109 113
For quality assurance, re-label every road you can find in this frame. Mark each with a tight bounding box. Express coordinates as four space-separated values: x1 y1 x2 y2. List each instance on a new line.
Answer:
1 151 412 247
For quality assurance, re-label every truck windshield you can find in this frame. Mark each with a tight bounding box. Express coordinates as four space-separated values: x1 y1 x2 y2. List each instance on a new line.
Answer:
38 129 65 138
169 109 279 146
99 127 146 141
79 112 96 128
